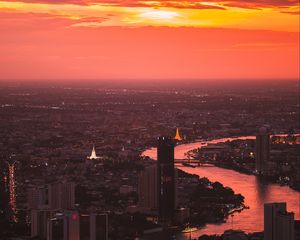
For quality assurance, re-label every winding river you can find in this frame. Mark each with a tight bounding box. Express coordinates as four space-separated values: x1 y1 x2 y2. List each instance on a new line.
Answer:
142 135 300 239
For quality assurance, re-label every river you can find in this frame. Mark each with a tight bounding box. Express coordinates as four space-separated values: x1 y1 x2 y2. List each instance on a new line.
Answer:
142 135 300 239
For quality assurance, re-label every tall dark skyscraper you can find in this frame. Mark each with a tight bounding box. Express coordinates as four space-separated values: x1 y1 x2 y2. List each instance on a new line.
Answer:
255 127 270 175
157 136 175 223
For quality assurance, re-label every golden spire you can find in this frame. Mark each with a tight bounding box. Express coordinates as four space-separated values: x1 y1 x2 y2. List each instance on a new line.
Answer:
174 127 182 141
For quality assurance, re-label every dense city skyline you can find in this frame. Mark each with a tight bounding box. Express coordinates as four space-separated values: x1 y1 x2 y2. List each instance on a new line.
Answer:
0 83 299 239
0 1 299 239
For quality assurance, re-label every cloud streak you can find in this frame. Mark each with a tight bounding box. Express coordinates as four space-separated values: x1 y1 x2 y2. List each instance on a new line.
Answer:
0 1 298 81
2 0 299 9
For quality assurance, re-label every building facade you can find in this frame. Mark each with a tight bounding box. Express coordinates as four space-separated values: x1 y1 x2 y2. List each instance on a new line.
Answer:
49 181 75 210
47 211 108 240
255 127 270 175
264 202 295 240
157 136 175 223
138 165 158 212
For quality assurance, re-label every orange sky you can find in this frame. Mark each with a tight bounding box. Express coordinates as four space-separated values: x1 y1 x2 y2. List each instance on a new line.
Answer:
0 0 299 81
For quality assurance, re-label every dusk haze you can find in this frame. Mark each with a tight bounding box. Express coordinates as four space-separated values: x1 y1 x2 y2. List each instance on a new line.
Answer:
0 1 299 240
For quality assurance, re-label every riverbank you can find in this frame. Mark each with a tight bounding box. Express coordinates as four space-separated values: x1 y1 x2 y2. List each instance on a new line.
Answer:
142 135 300 238
214 161 300 192
135 163 245 239
176 169 245 227
187 135 300 192
198 230 264 240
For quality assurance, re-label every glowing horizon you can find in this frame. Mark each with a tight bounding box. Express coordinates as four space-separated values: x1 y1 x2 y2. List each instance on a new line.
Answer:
0 0 299 81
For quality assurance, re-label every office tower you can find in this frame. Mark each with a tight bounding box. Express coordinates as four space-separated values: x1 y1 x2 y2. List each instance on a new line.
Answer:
255 127 270 174
80 214 90 240
78 213 109 240
27 185 49 210
47 216 64 240
264 202 295 240
47 211 80 240
138 165 158 212
276 212 295 240
157 136 175 223
31 210 52 239
28 181 75 211
67 211 80 240
90 213 108 240
47 212 108 240
48 181 75 210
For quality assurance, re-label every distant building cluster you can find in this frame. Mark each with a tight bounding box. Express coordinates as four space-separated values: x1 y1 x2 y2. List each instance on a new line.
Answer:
0 86 299 239
28 181 108 240
254 128 300 189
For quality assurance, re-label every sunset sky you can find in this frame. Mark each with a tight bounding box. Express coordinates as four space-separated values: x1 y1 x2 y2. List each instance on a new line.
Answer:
0 0 299 81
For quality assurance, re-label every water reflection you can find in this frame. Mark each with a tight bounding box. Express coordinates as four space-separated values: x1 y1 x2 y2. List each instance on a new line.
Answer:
142 134 300 239
254 177 270 207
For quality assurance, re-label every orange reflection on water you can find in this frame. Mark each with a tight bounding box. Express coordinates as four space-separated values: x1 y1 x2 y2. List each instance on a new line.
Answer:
143 134 300 238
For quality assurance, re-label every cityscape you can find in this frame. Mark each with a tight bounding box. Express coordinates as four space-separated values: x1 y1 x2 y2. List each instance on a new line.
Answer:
1 0 299 239
0 81 299 239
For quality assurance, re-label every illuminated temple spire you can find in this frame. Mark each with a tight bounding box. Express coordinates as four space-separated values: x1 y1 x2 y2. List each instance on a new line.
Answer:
87 145 100 160
174 127 182 141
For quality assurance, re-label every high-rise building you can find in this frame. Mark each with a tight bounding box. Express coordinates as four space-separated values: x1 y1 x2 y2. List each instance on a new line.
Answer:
90 213 108 240
157 136 175 223
28 181 75 211
138 164 179 215
46 211 108 240
47 211 80 240
255 127 270 174
27 185 49 210
48 181 75 210
80 214 90 240
138 165 158 212
31 210 52 239
75 213 109 240
264 202 295 240
47 216 64 240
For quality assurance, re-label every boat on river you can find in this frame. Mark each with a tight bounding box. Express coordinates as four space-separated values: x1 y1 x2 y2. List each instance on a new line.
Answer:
182 227 198 233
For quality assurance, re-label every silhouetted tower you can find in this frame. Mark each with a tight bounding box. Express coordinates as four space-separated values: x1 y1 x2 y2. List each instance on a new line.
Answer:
255 127 270 175
264 202 295 240
157 136 175 223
